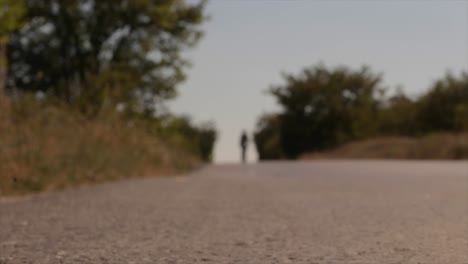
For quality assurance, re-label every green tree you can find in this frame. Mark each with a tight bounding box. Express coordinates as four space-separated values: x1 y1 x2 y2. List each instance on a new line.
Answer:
378 89 419 136
254 113 283 160
156 115 217 162
7 0 205 114
196 122 217 162
268 64 383 159
0 0 25 96
416 72 468 132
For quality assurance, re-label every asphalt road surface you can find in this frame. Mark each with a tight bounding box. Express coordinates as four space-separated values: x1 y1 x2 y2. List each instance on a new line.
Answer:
1 161 467 264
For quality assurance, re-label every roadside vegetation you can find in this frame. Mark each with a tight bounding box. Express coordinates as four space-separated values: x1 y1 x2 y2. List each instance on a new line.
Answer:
0 97 204 195
300 133 468 160
255 64 468 160
0 1 216 195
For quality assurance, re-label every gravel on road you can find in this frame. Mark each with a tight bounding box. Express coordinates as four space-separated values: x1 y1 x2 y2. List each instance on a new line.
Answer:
0 161 467 264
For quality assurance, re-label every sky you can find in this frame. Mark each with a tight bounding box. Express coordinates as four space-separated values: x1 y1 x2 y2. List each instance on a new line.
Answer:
170 0 468 163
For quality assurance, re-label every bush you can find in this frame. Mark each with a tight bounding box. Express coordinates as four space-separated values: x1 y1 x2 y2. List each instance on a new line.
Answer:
416 73 468 132
254 114 283 160
300 133 468 160
0 97 200 195
255 65 468 160
259 64 382 159
147 115 217 162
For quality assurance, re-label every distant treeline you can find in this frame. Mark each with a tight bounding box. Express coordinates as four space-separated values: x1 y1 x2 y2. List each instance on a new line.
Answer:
0 0 216 162
255 64 468 160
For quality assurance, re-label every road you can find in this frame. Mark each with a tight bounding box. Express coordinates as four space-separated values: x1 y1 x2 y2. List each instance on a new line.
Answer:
0 161 467 264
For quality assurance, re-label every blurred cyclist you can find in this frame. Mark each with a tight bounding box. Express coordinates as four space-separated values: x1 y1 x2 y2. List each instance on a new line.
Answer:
240 131 248 163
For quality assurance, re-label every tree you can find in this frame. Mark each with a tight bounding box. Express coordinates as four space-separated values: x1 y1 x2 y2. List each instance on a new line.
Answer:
0 0 25 97
268 64 383 159
416 72 468 132
378 89 419 136
154 115 217 162
7 0 205 114
196 122 217 162
254 113 283 160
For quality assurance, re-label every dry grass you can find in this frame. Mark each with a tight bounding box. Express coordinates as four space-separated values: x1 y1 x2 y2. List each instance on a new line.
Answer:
301 133 468 160
0 97 199 196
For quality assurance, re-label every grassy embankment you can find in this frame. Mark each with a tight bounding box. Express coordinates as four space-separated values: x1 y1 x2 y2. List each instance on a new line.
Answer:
301 133 468 160
0 98 199 196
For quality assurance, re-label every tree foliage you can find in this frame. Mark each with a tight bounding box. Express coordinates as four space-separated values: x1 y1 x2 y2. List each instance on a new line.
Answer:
264 64 382 159
378 89 418 136
149 115 217 162
255 65 468 160
0 0 25 95
416 73 468 132
254 114 283 160
3 0 217 162
7 0 205 113
0 0 25 42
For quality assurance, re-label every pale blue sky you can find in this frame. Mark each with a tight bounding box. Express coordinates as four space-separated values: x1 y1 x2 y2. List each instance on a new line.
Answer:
170 0 468 163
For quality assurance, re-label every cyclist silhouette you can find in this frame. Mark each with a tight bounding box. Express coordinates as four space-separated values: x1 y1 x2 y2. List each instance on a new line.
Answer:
240 131 248 163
